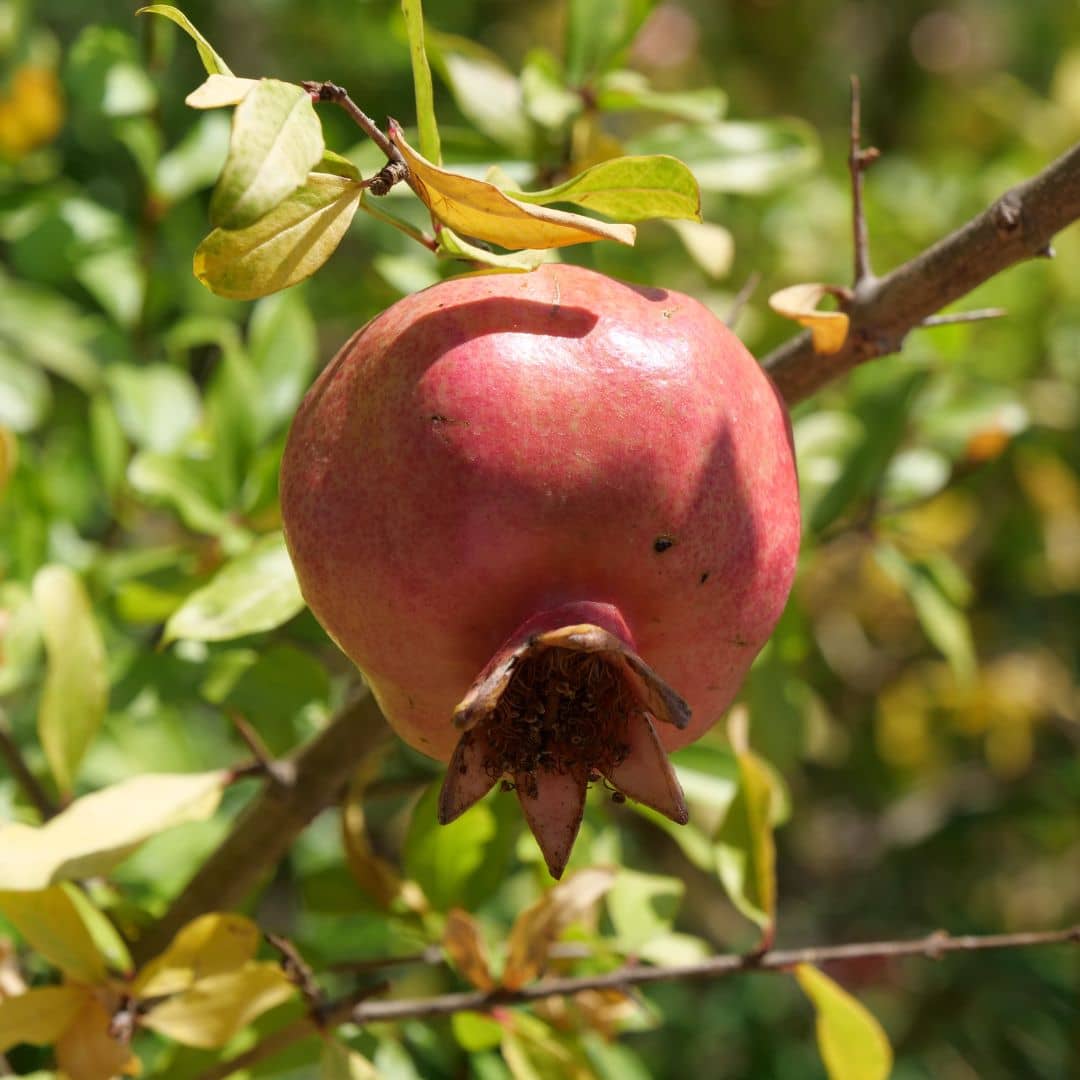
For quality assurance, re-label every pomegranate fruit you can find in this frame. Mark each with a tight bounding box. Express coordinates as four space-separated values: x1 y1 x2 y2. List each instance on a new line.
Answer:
281 263 800 877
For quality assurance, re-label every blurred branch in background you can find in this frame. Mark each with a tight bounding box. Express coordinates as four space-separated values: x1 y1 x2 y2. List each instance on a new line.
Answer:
765 139 1080 404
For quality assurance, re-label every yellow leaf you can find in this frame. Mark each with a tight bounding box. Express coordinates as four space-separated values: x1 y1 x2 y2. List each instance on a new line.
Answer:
715 708 777 939
768 283 850 355
33 565 109 795
0 886 106 984
56 994 141 1080
0 983 88 1052
390 123 635 251
0 771 228 890
501 868 615 990
795 964 894 1080
443 909 495 991
0 426 16 501
140 962 296 1048
133 913 261 998
186 73 259 109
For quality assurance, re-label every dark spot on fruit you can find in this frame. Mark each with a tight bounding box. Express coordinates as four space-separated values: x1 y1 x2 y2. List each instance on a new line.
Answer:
431 413 449 423
731 634 749 647
699 571 710 584
653 535 675 553
611 791 626 804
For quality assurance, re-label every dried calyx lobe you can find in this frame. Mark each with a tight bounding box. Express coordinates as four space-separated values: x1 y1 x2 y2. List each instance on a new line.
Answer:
439 605 690 878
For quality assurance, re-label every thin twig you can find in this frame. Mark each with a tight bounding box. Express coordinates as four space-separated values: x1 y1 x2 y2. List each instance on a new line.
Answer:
764 139 1080 404
0 708 57 820
302 81 412 198
920 307 1008 327
346 925 1080 1025
848 74 878 288
726 272 761 329
302 81 402 165
266 932 325 1017
228 710 296 789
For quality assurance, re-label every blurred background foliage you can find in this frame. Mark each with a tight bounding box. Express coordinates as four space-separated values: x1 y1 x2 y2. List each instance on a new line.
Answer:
0 0 1078 1077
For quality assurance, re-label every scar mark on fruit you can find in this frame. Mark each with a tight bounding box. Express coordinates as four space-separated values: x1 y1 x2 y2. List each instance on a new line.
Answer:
662 307 679 319
699 571 710 584
653 535 676 553
730 634 749 647
430 414 470 426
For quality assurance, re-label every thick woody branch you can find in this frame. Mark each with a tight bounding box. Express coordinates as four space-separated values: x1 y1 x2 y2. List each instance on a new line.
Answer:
132 691 388 965
764 139 1080 404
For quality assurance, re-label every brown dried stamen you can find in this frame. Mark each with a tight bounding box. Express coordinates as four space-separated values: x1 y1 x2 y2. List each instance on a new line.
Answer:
479 648 634 784
439 622 690 878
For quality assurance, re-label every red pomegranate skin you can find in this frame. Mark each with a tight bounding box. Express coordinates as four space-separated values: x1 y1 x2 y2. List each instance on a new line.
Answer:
281 263 799 766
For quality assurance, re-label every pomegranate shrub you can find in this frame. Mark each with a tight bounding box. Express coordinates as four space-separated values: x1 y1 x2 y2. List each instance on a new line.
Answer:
281 264 800 876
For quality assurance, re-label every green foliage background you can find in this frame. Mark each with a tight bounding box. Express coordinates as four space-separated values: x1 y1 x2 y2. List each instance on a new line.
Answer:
1 0 1078 1077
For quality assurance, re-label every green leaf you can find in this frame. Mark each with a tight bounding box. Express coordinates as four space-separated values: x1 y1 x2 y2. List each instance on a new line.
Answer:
715 719 777 937
163 531 304 644
666 219 734 278
0 886 107 983
795 964 894 1080
521 49 581 130
32 565 109 796
156 112 232 203
0 278 102 392
628 118 820 194
507 154 700 223
401 0 441 163
195 172 365 300
0 771 228 890
597 70 726 123
453 1012 506 1053
607 868 684 951
136 5 234 76
66 27 157 126
247 290 319 439
321 1039 380 1079
403 782 518 911
565 0 655 84
437 227 551 271
0 345 51 432
875 543 977 683
316 148 363 180
0 583 42 695
66 886 133 977
429 33 530 152
0 985 88 1052
127 452 250 547
210 79 325 229
107 363 201 453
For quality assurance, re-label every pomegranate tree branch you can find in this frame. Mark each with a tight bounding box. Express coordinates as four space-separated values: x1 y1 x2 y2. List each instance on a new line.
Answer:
346 925 1080 1026
764 138 1080 405
131 690 388 965
0 707 56 820
302 81 410 196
